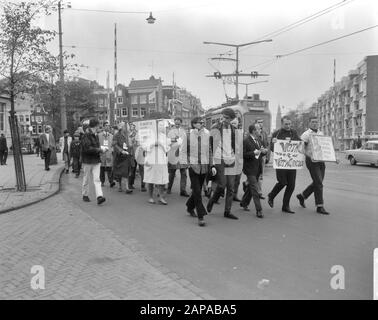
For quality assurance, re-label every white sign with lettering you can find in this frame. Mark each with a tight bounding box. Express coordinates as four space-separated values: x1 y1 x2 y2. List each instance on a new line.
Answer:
273 140 305 169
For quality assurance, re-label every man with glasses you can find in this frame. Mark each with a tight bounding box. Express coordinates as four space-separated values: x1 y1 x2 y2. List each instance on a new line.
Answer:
181 117 215 226
207 108 239 220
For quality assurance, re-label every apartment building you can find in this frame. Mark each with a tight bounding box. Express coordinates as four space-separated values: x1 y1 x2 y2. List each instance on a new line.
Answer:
312 55 378 150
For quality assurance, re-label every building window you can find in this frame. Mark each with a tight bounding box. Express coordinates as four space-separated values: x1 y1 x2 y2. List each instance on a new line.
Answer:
37 125 43 134
116 109 121 117
32 125 36 134
131 95 138 105
140 108 146 118
122 108 127 116
132 108 138 117
25 116 29 122
149 108 156 114
19 115 24 122
0 102 5 131
118 89 122 97
139 95 147 104
117 97 123 104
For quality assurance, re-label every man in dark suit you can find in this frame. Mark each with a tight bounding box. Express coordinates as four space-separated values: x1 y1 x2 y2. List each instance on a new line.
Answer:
240 124 267 218
39 126 55 171
0 132 8 165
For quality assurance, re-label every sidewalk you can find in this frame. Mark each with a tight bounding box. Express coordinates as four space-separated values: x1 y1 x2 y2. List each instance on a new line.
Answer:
0 154 64 214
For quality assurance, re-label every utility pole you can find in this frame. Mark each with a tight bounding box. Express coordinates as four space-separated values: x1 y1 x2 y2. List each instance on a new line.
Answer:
111 23 117 126
204 39 272 100
58 1 67 135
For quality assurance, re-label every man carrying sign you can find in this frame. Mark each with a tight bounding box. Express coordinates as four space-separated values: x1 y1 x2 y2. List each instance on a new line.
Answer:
268 116 301 214
296 117 331 215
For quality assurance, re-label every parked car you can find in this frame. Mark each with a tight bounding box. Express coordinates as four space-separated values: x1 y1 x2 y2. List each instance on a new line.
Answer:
344 140 378 166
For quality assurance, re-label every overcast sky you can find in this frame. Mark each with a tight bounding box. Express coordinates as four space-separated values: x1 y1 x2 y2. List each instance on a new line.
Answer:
38 0 378 127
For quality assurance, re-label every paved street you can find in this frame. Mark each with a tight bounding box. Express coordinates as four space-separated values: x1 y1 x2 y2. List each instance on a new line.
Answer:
59 159 378 300
0 155 377 300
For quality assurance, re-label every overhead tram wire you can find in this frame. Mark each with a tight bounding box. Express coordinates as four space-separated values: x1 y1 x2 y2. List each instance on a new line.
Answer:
276 24 378 59
221 0 355 56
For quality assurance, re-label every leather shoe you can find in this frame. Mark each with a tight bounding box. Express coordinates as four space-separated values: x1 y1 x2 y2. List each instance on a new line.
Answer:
267 196 274 208
256 211 264 218
97 196 106 205
296 194 306 208
316 207 330 215
259 194 265 200
187 207 197 217
206 200 214 213
180 191 190 197
233 197 241 202
282 207 295 214
198 218 206 227
82 196 90 202
224 212 238 220
125 189 133 194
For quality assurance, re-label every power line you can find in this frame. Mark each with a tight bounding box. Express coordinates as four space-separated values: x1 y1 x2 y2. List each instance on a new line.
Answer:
277 24 378 58
222 0 354 56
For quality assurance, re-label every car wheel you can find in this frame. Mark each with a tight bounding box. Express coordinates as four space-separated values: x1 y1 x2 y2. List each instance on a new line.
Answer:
349 156 357 165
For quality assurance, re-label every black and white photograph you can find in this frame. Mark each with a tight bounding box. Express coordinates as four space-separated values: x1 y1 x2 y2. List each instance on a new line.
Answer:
0 0 377 303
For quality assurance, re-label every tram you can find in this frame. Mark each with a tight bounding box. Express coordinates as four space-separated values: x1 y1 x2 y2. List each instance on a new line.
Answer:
204 94 271 135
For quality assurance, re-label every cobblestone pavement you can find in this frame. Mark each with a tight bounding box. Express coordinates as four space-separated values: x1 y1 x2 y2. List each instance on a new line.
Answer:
0 154 64 214
0 193 213 300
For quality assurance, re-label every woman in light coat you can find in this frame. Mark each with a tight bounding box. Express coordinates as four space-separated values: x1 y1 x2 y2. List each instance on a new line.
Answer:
143 120 171 204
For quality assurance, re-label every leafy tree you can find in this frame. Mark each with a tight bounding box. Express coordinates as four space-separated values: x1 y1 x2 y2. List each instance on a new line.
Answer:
0 0 58 191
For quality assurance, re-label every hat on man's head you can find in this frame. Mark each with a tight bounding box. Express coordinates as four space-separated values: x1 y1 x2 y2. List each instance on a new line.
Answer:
73 132 80 137
63 129 69 134
221 108 236 119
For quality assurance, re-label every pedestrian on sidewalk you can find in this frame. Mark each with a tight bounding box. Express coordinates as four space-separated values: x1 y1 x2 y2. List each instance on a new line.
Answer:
267 116 301 214
98 122 115 188
206 108 239 220
59 129 72 174
239 123 267 218
70 133 81 178
167 117 189 197
112 122 133 194
0 132 8 165
131 137 147 192
81 119 107 205
181 116 216 226
296 117 331 215
39 125 55 171
144 120 171 205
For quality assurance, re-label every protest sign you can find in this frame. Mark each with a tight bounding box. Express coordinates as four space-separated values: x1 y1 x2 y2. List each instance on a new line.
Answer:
273 139 305 169
134 119 157 148
310 135 337 162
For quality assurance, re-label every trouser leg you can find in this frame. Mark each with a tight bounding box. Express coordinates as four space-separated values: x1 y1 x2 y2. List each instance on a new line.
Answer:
211 164 226 203
224 175 235 213
92 163 103 198
168 168 176 190
82 164 91 196
242 174 261 211
187 169 207 218
234 174 241 198
180 168 187 193
100 166 105 184
282 170 296 208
